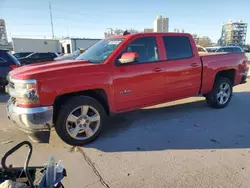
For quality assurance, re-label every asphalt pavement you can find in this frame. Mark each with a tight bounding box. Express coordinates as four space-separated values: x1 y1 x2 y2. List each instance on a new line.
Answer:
0 80 250 188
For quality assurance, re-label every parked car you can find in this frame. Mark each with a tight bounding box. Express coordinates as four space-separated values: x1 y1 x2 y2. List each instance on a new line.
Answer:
54 48 85 61
6 33 249 145
13 52 33 59
18 52 58 65
0 50 20 89
196 45 208 53
206 46 243 53
206 46 221 52
216 46 244 53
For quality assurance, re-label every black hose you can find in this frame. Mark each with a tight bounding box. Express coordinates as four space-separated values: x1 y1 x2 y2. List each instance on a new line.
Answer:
1 141 34 187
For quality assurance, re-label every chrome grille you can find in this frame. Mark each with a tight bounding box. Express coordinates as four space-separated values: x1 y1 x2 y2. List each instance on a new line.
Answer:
9 81 15 89
10 97 16 105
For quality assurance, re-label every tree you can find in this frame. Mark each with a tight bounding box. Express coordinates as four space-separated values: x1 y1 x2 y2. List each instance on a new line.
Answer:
192 34 212 47
196 36 212 47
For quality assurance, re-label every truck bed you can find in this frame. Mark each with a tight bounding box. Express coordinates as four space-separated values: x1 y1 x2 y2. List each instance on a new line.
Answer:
199 52 247 94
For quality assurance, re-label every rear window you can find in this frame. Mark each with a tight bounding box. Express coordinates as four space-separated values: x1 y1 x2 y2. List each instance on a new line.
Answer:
162 36 193 60
234 47 243 53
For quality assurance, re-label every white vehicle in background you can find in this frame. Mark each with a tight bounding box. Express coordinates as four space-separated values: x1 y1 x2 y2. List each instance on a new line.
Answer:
54 48 86 61
196 45 208 53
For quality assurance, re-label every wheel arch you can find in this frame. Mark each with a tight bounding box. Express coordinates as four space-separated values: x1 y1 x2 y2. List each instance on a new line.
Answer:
53 89 110 124
215 69 236 85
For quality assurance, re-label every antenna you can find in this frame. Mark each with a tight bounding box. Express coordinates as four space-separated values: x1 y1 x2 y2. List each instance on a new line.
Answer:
49 2 55 39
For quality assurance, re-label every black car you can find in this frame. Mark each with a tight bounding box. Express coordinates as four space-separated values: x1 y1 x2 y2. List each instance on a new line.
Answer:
18 52 58 65
0 50 21 88
13 52 33 59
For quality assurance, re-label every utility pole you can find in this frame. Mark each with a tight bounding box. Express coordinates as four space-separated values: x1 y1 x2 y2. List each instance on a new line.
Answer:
49 2 54 39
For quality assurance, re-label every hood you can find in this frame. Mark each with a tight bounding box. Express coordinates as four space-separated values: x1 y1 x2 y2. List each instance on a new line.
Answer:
9 60 94 80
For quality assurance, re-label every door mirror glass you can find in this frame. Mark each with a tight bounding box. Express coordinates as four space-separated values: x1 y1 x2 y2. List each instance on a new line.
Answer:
118 52 138 64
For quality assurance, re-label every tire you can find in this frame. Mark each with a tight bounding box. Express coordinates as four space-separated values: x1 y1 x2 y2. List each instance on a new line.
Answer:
206 77 233 109
55 96 106 146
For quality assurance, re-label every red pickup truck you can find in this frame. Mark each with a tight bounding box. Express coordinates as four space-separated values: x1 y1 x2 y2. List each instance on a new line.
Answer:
6 33 249 145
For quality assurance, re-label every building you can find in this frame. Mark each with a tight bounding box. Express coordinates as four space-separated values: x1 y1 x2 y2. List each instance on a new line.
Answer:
174 29 185 33
219 20 248 47
153 15 169 32
0 19 8 46
143 28 154 32
12 38 61 53
104 28 139 38
11 38 101 54
60 38 101 54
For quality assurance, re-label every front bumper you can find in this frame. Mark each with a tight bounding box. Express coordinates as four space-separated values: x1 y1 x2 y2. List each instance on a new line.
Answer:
7 101 53 142
7 102 53 132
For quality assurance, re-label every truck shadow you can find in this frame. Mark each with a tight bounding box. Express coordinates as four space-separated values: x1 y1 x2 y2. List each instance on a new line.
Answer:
85 91 250 152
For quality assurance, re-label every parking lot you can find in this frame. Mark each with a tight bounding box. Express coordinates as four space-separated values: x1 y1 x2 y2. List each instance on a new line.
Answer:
0 79 250 188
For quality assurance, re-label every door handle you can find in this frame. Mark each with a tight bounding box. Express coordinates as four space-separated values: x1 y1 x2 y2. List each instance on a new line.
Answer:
153 68 164 72
191 63 199 67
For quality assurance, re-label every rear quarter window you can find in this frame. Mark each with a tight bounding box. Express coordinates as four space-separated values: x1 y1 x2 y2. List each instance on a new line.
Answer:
162 36 193 60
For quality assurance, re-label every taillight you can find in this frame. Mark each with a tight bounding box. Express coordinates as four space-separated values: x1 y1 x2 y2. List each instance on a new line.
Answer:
9 65 18 69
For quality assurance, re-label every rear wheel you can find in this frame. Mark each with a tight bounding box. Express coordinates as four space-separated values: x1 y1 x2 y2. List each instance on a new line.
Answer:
55 96 106 146
206 77 232 109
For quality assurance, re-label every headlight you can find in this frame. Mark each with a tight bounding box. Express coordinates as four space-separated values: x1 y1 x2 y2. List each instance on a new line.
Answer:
8 77 39 105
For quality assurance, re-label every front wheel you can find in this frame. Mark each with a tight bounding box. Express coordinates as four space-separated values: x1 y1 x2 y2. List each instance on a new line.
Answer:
206 77 233 109
55 96 106 146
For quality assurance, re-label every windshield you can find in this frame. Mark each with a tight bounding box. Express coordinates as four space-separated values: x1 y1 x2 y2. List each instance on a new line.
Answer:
76 38 124 63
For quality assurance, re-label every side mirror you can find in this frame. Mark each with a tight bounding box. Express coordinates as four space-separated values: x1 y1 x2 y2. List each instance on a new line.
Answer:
118 52 138 64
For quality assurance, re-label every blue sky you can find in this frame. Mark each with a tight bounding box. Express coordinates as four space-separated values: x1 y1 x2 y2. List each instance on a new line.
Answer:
0 0 250 43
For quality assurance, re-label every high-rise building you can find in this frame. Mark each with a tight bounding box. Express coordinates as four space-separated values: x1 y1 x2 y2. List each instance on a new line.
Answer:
0 19 8 45
153 15 169 32
219 20 247 47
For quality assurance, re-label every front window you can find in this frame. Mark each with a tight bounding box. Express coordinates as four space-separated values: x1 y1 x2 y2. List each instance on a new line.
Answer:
76 38 124 63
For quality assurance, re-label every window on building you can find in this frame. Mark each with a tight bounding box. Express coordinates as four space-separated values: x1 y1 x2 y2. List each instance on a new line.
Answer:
162 36 193 60
123 36 159 63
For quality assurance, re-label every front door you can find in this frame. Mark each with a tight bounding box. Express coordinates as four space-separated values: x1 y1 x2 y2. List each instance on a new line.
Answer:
113 36 166 112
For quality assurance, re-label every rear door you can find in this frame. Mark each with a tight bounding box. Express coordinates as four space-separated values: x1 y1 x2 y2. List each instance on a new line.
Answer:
161 36 202 100
113 36 166 111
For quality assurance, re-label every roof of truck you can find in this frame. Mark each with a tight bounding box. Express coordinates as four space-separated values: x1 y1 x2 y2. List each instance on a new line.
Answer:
106 32 192 40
